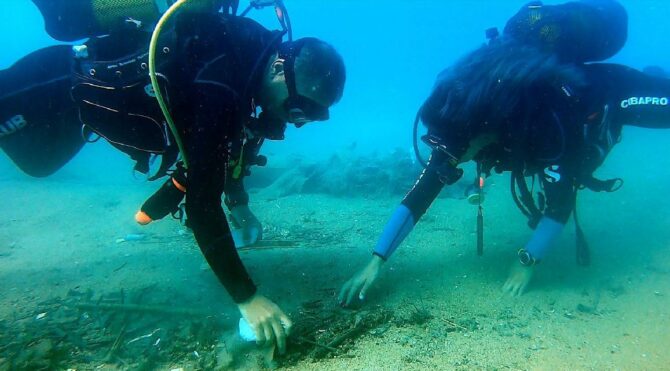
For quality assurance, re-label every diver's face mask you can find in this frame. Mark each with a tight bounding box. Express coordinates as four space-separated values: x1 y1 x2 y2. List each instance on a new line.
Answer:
283 95 329 127
277 40 330 127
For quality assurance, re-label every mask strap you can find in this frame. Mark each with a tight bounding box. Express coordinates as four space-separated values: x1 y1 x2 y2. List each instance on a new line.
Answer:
274 1 292 41
240 1 292 41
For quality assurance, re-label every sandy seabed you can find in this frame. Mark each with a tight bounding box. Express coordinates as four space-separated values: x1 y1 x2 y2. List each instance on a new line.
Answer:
0 169 669 370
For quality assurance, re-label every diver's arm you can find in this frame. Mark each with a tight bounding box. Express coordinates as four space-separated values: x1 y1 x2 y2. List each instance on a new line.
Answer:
339 151 446 305
372 151 447 260
503 166 576 296
185 82 256 304
186 172 257 303
502 168 574 296
522 216 565 262
522 170 576 262
596 64 670 128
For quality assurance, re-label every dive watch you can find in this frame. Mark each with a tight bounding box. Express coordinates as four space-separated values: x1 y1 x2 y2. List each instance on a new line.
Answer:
517 248 538 266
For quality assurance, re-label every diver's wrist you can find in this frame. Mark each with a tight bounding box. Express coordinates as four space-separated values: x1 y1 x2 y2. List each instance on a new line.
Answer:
370 254 385 266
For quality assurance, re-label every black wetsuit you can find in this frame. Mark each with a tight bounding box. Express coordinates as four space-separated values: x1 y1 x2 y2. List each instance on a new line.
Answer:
403 63 670 225
0 13 283 303
168 14 282 303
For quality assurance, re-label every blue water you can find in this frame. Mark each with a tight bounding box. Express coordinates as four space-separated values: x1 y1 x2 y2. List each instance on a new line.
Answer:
1 0 669 180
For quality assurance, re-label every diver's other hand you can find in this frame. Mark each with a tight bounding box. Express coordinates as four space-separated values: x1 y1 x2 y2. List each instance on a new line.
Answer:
502 261 535 297
339 255 384 307
230 205 262 247
238 294 293 354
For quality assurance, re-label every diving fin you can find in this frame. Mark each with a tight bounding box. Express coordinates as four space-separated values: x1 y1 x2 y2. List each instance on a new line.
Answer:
0 45 84 177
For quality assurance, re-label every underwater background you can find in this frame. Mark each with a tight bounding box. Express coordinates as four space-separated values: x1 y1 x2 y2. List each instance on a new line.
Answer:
1 1 670 370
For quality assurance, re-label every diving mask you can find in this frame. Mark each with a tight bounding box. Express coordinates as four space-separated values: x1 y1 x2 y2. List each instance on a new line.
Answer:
277 39 329 126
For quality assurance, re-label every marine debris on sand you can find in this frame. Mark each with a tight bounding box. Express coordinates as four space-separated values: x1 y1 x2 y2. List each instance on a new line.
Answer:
0 287 223 370
273 299 473 367
0 285 477 370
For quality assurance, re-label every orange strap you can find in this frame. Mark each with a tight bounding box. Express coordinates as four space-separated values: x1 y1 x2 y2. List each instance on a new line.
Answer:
172 177 187 192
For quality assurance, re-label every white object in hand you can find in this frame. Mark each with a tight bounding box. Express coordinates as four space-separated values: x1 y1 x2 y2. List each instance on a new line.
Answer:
238 317 257 341
238 317 289 342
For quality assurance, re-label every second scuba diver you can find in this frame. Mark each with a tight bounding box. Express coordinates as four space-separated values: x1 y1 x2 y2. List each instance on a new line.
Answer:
340 0 670 304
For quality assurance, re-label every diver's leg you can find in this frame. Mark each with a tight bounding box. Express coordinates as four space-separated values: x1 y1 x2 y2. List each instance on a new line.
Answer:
0 45 84 177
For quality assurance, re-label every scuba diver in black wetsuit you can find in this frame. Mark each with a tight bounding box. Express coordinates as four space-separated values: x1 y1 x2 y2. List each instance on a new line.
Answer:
0 0 346 352
340 0 670 305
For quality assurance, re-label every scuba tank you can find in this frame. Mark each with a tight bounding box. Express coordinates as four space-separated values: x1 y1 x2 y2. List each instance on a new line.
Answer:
503 0 628 63
32 0 227 41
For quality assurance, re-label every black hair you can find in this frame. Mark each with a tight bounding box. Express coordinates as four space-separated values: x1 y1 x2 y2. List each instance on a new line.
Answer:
290 37 346 106
421 38 584 157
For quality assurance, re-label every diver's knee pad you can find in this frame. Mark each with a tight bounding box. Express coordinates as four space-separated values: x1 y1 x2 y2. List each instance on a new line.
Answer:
503 0 628 63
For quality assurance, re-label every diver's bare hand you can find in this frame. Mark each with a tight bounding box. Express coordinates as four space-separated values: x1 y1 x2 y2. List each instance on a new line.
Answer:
238 294 292 354
339 255 383 306
502 262 535 297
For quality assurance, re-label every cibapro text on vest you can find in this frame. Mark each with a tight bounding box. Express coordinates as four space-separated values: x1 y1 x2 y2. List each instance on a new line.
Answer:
620 96 669 109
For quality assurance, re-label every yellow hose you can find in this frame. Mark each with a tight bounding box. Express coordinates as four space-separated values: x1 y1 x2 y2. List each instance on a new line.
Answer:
148 0 190 168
